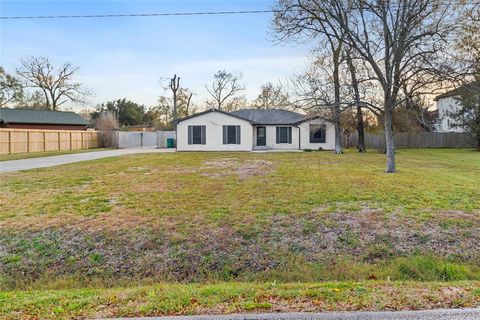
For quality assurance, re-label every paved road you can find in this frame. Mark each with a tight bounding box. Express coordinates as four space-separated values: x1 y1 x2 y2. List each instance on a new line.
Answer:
0 148 174 173
111 308 480 320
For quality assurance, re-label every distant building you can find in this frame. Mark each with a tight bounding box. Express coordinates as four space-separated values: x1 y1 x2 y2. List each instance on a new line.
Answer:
122 125 156 132
0 108 89 130
434 81 480 132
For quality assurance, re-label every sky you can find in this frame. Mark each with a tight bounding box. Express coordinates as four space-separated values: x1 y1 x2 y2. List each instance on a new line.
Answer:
0 0 313 111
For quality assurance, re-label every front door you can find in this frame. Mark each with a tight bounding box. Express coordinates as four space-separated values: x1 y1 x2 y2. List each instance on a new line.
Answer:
256 126 266 146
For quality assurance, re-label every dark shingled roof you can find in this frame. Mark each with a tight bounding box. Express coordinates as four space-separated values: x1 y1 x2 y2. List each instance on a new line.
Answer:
434 81 480 101
0 108 89 125
229 109 307 124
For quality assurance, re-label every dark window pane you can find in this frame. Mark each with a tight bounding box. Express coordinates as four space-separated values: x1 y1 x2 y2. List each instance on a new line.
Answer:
223 125 240 144
192 126 203 144
277 127 291 144
310 124 326 143
227 126 237 144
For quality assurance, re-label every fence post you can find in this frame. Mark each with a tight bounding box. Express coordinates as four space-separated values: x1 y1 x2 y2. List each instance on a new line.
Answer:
58 131 61 151
27 131 30 153
43 131 46 151
8 130 12 154
81 132 84 149
70 132 72 150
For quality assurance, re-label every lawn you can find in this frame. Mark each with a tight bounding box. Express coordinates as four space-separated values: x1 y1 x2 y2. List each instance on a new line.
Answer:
0 148 109 162
2 281 479 319
0 148 479 318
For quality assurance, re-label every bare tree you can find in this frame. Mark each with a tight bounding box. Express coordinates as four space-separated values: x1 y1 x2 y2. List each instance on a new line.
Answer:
275 0 461 172
205 70 244 110
274 1 346 154
178 88 194 116
253 82 290 109
95 111 117 148
169 74 180 122
16 57 89 110
345 51 366 152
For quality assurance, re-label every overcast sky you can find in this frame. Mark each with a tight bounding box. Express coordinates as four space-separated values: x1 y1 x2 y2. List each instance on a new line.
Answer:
0 0 312 111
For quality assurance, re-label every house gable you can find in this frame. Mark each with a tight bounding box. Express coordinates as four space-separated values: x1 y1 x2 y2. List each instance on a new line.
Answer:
176 109 253 151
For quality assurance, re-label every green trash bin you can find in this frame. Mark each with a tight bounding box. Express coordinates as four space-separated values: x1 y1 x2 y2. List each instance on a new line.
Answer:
166 138 175 148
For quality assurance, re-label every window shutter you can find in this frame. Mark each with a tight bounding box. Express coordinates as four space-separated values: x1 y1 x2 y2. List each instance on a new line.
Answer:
223 126 227 144
288 127 292 143
236 126 241 144
201 126 206 144
276 127 280 143
188 126 192 145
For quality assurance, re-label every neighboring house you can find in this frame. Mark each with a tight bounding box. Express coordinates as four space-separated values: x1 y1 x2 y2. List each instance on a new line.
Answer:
174 108 334 151
0 108 89 130
434 81 480 132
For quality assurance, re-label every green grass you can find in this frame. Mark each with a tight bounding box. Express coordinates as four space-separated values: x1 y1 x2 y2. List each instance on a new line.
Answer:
0 148 479 317
1 281 479 319
0 148 109 161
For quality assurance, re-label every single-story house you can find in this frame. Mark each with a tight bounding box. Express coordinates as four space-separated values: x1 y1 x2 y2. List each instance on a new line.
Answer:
174 108 334 151
434 81 480 132
0 108 89 130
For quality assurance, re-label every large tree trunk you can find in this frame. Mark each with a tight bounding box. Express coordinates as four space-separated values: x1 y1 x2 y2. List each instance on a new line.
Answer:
384 108 396 173
333 47 342 154
334 119 342 154
356 106 366 152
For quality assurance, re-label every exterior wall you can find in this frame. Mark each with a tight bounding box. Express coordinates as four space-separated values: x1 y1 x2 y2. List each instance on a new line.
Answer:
436 97 464 132
176 111 253 151
0 123 88 130
253 125 300 150
299 118 335 150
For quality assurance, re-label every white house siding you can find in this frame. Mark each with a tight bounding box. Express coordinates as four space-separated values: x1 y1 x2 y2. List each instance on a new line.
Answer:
176 111 253 151
252 125 300 150
436 97 464 132
299 118 335 150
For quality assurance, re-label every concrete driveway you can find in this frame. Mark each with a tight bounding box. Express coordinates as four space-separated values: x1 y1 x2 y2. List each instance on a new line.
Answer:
111 308 480 320
0 148 174 173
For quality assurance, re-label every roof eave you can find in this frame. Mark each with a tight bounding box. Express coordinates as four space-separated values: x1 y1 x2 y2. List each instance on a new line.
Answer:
173 108 256 125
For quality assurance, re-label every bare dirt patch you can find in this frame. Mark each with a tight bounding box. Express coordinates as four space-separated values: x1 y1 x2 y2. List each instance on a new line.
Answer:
201 158 274 180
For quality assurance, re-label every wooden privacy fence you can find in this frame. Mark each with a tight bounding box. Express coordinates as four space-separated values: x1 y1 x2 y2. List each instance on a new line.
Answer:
0 129 99 155
343 132 471 149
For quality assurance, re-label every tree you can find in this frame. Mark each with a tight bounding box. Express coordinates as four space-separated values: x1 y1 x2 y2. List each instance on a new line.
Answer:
345 51 366 152
205 70 244 110
288 54 350 154
16 56 89 110
449 82 480 149
253 82 290 109
17 91 49 110
169 74 180 122
455 4 480 81
275 0 460 172
0 67 24 107
274 1 348 154
91 99 145 127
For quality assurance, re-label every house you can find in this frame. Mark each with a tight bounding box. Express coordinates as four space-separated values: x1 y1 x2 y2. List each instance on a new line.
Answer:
434 81 480 132
174 108 334 151
0 108 89 130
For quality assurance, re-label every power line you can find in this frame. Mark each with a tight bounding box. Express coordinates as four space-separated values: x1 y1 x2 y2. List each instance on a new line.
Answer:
0 10 275 20
1 3 478 20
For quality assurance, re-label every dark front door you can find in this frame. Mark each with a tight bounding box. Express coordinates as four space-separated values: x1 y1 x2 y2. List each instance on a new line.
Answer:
256 126 266 146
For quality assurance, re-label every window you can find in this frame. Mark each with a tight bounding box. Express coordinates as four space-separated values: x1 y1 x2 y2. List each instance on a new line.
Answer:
188 125 206 145
223 125 241 144
310 124 326 143
276 126 292 144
